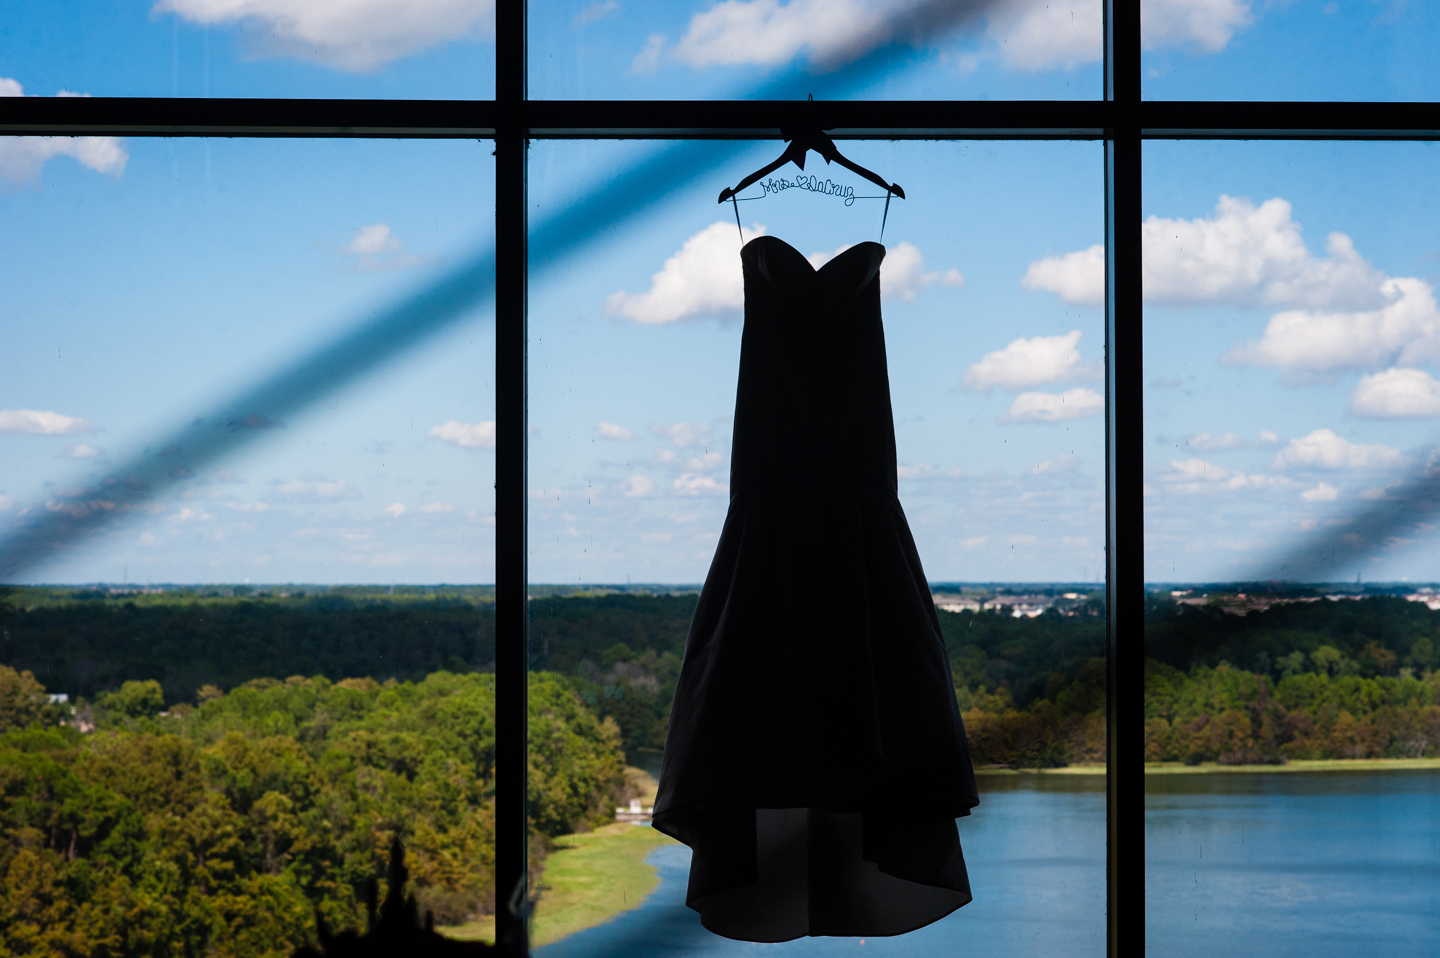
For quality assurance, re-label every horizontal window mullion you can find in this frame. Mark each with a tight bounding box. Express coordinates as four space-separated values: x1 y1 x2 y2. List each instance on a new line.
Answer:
3 98 1438 140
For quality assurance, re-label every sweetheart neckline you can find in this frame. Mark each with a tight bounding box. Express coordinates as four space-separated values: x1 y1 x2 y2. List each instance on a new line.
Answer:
742 235 885 279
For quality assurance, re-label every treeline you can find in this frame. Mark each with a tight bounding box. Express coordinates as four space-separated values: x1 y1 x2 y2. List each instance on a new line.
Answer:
0 588 1113 769
1145 596 1440 763
939 603 1108 768
0 666 625 957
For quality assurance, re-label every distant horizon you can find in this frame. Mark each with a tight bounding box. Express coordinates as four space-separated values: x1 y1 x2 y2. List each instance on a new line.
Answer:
10 580 1440 591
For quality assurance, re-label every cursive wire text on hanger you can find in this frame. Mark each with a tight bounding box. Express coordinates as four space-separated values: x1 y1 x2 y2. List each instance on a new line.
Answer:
758 174 859 205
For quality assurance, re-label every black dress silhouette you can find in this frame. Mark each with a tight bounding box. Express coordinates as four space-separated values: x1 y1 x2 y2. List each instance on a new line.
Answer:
652 236 979 943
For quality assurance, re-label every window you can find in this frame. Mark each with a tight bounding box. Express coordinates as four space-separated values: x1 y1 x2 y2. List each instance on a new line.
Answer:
2 2 1434 956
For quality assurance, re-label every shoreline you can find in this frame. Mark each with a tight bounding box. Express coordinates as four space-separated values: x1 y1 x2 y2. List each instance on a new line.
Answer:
1145 756 1440 774
977 757 1440 776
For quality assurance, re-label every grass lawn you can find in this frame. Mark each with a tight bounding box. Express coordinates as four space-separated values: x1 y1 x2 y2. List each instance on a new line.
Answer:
975 764 1106 775
1146 756 1440 774
442 768 677 946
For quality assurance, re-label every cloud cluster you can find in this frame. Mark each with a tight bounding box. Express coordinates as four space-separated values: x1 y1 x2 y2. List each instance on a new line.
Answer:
597 421 636 441
1351 368 1440 418
1021 244 1104 307
156 0 495 72
644 0 1251 78
998 388 1104 423
963 330 1097 392
0 78 127 186
0 408 97 435
1184 431 1280 451
1271 429 1402 472
607 221 763 324
338 223 434 272
963 331 1101 424
427 420 496 449
650 421 712 448
1159 457 1283 494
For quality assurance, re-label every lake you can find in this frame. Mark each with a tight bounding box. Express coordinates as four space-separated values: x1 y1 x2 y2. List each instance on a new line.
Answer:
536 774 1107 958
1147 769 1440 957
536 769 1440 957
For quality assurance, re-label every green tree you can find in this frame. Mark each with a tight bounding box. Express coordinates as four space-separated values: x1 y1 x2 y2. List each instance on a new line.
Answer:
0 664 51 733
98 679 166 720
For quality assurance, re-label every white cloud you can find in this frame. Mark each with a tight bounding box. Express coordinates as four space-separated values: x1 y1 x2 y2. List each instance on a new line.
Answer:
881 242 964 302
385 502 407 517
1160 458 1281 493
959 535 990 549
0 408 97 435
607 221 764 324
0 495 14 511
62 444 103 459
974 0 1249 75
275 478 361 499
0 78 128 185
171 507 212 522
1142 0 1252 53
998 388 1104 423
1301 482 1339 502
674 473 727 495
631 33 666 71
621 474 654 497
1146 196 1387 311
1022 244 1104 307
685 451 725 472
1271 429 1403 471
897 463 936 480
1223 278 1440 377
650 422 711 448
963 331 1097 392
1351 368 1440 418
574 0 618 26
1184 430 1281 451
419 502 455 513
597 421 636 441
809 241 962 302
667 0 890 69
342 223 403 255
985 0 1102 71
155 0 495 72
337 223 434 271
427 420 496 449
640 531 672 543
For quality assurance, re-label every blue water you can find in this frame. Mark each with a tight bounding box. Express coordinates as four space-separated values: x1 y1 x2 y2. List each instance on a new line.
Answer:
1146 770 1440 957
536 776 1106 958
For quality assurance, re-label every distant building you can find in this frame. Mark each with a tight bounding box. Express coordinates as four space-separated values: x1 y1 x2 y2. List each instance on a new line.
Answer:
932 595 981 613
48 693 69 704
983 595 1052 617
1405 593 1440 611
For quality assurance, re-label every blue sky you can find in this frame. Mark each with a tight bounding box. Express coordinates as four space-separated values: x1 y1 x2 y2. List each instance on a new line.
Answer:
2 0 1438 585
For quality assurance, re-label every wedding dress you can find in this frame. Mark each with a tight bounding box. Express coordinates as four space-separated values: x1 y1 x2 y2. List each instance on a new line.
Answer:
652 236 979 942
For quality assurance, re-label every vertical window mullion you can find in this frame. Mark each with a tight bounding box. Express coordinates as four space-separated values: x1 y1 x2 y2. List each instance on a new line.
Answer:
495 0 529 950
1105 1 1144 957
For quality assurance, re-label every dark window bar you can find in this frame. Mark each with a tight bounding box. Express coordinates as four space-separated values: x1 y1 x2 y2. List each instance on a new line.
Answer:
2 97 1438 139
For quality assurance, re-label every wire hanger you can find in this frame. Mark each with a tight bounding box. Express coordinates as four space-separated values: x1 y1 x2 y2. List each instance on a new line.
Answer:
719 108 905 244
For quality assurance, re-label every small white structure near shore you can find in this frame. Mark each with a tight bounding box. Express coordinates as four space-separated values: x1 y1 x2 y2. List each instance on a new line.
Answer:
616 798 654 823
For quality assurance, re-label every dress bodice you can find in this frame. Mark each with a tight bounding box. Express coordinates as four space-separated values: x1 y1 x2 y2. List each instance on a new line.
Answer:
731 237 898 497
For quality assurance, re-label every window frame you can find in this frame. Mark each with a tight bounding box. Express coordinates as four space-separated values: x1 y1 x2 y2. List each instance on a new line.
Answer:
4 1 1439 954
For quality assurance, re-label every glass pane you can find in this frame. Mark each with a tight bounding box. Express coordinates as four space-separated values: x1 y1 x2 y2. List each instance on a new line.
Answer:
1141 0 1440 100
0 138 497 949
529 0 1103 99
1144 141 1440 956
527 139 1105 955
2 0 493 98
